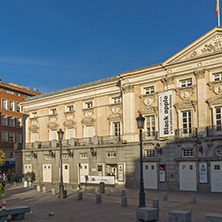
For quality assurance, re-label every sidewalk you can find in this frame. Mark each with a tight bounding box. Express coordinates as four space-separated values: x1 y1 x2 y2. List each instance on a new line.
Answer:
2 183 222 221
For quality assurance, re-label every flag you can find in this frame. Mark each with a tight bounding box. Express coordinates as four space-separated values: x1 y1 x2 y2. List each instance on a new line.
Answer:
216 0 219 17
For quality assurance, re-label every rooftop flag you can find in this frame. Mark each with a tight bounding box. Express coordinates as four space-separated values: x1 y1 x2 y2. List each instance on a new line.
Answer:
216 0 219 17
217 0 220 26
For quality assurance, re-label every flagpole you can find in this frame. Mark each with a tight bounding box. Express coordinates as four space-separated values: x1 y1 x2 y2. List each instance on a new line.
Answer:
219 0 221 26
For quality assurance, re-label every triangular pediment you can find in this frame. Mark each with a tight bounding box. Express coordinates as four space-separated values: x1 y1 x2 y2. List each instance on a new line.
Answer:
163 27 222 65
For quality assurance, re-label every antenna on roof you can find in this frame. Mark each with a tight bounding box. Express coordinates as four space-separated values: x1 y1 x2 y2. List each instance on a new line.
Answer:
34 85 36 91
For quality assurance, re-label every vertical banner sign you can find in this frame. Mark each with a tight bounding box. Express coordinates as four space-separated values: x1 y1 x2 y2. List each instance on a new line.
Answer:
118 164 124 182
158 91 174 137
199 162 208 183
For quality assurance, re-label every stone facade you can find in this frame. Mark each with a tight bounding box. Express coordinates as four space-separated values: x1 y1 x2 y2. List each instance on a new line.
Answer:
22 27 222 192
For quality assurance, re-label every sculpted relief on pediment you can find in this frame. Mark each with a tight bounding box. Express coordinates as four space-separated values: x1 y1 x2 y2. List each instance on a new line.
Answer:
183 35 222 60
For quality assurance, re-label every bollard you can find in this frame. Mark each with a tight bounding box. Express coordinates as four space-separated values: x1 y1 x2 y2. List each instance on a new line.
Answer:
169 210 191 222
191 193 197 203
121 190 126 196
37 185 41 192
96 194 101 203
43 187 47 193
99 182 105 194
13 182 16 186
106 188 111 195
205 213 222 222
63 190 67 198
153 200 159 220
153 200 159 209
51 188 56 195
78 192 82 200
121 197 127 207
163 192 168 201
95 187 99 193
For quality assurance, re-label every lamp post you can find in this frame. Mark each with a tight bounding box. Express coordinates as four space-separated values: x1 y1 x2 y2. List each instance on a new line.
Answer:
136 113 146 208
58 129 64 199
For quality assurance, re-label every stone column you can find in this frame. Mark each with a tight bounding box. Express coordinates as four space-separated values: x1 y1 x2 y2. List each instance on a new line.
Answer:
195 70 207 137
122 84 135 142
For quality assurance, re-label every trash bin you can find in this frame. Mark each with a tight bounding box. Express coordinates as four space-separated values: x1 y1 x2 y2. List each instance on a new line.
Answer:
63 190 67 198
99 182 105 194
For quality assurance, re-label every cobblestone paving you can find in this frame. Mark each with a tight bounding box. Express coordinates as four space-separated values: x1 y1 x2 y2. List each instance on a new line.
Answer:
2 184 222 222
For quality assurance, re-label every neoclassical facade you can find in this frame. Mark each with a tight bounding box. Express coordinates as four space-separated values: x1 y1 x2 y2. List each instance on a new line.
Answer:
22 27 222 192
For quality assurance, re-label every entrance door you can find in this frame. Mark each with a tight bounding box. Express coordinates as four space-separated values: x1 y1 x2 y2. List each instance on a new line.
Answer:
179 162 197 191
24 164 32 174
79 163 89 183
43 164 52 183
143 162 157 189
63 164 69 184
211 162 222 192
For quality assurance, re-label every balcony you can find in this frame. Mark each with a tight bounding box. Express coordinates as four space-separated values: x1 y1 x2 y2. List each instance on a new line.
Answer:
175 128 197 139
98 135 122 145
142 131 158 141
207 125 222 137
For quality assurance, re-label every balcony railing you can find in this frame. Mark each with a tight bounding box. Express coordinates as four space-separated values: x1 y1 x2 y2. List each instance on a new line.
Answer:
175 128 197 139
207 125 222 137
98 135 122 145
142 131 158 141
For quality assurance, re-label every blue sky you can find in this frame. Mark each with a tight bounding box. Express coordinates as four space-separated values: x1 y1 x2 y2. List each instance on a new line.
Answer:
0 0 219 93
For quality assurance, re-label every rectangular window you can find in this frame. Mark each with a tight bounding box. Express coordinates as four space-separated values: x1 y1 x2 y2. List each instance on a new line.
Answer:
25 155 31 161
145 150 155 158
213 73 222 81
2 99 7 110
9 101 15 111
85 125 94 138
182 111 192 134
85 101 93 109
113 122 120 136
1 115 8 126
112 97 121 104
2 131 8 142
16 133 22 143
80 153 88 159
107 152 116 158
146 116 155 136
16 118 22 128
16 102 21 112
44 155 51 160
66 105 74 112
214 165 220 170
182 148 193 157
49 108 57 115
9 132 15 142
9 117 15 127
62 154 68 159
180 79 192 87
216 107 222 131
144 86 154 94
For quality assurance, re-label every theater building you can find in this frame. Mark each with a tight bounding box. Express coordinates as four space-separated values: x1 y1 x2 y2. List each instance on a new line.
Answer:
22 27 222 192
0 81 40 177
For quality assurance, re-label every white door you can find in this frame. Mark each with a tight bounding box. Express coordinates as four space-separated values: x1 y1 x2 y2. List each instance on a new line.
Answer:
24 164 32 174
43 164 52 183
179 162 197 191
143 162 158 189
63 164 69 184
211 162 222 192
79 163 89 183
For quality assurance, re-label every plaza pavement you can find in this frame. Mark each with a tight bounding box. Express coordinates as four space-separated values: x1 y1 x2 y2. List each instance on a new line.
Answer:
2 183 222 222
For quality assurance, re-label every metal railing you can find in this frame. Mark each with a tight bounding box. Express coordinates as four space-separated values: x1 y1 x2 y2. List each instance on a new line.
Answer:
142 131 158 141
207 125 222 137
98 135 122 145
175 127 197 139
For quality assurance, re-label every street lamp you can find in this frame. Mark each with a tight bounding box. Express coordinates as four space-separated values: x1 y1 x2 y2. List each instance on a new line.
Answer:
58 129 65 199
136 113 146 208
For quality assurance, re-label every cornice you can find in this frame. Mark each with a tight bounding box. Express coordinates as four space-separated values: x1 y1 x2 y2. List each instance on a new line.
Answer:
139 93 157 106
174 85 196 100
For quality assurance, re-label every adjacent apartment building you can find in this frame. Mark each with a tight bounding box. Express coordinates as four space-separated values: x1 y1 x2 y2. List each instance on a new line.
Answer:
0 81 40 177
22 27 222 192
